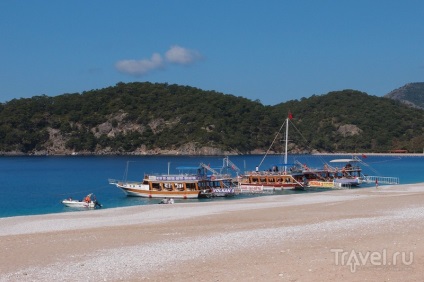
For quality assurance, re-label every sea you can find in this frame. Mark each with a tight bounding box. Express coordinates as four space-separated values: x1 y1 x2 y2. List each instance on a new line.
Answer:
0 154 423 218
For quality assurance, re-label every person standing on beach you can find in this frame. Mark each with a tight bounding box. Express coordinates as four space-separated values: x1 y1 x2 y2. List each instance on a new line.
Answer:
375 178 379 189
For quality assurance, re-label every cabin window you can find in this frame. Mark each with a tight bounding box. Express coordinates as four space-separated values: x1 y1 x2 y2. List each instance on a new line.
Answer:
175 183 185 191
210 181 220 188
186 182 197 191
151 182 161 191
163 183 173 191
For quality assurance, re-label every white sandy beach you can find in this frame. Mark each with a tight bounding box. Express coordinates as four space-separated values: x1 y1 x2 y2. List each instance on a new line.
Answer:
1 183 424 281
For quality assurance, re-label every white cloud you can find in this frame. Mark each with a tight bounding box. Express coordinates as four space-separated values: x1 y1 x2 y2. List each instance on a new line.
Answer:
115 46 201 77
165 45 201 65
115 53 164 76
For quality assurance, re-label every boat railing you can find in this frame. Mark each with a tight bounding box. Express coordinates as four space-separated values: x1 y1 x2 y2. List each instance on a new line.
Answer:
364 176 400 185
244 170 297 176
109 178 143 185
149 175 201 181
209 173 232 179
321 165 361 173
221 179 238 190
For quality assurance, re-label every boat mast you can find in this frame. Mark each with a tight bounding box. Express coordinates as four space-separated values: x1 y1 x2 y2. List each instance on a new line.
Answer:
258 112 291 171
124 161 130 183
284 116 289 173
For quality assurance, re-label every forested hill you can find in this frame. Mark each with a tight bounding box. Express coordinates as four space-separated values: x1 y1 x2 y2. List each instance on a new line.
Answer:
0 82 423 155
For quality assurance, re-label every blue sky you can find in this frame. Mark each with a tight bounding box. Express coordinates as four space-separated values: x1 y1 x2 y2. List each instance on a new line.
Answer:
1 1 423 105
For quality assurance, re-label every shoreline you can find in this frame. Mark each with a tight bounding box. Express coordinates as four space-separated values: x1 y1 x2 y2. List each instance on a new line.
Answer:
2 182 424 232
1 152 423 157
1 183 424 281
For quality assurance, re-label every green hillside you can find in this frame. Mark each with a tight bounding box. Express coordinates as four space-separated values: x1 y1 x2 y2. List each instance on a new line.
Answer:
0 82 423 155
273 90 424 153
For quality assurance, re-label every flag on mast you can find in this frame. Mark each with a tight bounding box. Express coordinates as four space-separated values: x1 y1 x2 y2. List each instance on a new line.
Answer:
288 112 293 120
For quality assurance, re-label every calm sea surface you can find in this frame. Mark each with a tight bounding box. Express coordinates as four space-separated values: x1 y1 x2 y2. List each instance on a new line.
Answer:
0 154 423 218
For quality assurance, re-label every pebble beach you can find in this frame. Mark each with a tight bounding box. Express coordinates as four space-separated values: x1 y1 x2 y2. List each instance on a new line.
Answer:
1 183 424 281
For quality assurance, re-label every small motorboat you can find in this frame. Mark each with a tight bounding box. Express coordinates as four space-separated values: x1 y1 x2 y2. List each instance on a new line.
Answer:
62 193 102 209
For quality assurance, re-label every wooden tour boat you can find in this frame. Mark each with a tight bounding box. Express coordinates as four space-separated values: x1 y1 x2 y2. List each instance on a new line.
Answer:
239 112 306 192
109 162 237 199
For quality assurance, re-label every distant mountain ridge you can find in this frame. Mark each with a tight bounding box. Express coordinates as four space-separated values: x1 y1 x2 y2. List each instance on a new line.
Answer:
384 82 424 110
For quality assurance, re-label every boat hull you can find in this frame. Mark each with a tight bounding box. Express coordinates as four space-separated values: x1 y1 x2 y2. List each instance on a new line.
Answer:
307 180 336 188
211 187 236 197
239 183 298 191
237 184 264 193
116 184 200 199
307 178 362 189
62 200 98 208
334 178 362 186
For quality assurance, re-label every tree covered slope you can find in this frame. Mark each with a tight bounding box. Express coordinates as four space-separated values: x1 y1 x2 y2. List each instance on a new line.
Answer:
0 82 423 155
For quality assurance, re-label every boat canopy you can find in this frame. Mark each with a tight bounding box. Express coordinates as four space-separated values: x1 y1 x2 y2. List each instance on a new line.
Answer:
329 159 359 163
176 166 201 170
176 166 221 170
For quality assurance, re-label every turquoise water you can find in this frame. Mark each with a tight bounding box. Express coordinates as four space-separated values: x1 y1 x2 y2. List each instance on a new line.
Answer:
0 155 423 218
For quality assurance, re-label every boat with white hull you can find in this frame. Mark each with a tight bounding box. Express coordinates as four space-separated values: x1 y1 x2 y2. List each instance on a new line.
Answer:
62 193 102 208
109 162 237 199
